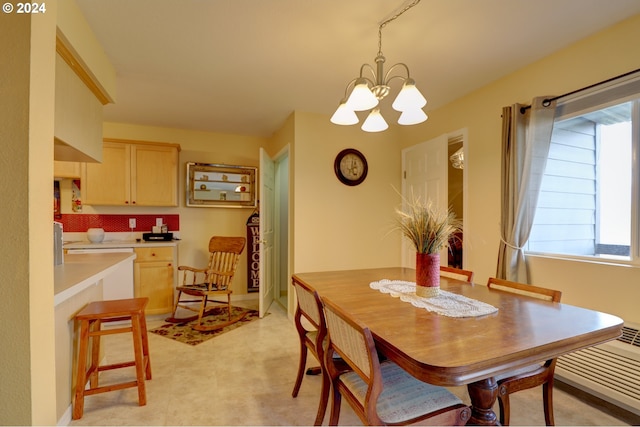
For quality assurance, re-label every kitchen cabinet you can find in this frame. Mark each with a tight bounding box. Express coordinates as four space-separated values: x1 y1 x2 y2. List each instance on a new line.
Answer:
83 139 180 206
54 160 82 178
54 53 103 162
133 246 176 315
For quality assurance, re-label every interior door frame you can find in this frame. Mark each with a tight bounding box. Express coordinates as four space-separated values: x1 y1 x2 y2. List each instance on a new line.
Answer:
259 148 275 317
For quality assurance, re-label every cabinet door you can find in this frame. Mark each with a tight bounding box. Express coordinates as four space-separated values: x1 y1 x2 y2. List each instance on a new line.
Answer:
134 261 174 315
53 161 82 178
132 144 179 206
83 142 131 205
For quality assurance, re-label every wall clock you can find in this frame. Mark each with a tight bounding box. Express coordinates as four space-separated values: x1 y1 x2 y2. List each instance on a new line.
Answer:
334 148 368 186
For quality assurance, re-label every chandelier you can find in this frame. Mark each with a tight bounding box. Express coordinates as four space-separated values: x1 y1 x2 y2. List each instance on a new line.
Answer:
330 0 427 132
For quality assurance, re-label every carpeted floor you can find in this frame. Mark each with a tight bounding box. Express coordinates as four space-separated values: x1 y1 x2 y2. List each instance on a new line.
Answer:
149 306 261 345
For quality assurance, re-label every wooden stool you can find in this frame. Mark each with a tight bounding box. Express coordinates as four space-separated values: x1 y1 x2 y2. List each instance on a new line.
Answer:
72 298 152 420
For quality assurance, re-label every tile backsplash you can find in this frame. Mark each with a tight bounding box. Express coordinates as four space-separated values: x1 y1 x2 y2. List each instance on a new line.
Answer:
57 214 180 232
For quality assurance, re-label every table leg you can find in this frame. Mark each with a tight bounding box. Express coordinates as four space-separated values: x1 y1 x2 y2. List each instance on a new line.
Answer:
467 377 500 426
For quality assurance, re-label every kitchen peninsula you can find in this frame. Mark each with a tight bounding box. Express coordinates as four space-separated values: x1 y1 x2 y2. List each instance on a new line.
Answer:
54 251 137 425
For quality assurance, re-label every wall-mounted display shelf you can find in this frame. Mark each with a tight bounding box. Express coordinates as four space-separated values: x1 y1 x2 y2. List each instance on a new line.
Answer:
186 162 257 208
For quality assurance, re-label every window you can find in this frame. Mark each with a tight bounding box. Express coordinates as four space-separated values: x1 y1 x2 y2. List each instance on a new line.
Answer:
527 76 640 262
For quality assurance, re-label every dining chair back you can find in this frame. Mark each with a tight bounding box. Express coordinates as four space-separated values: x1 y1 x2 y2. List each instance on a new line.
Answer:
439 266 474 282
166 236 246 331
487 277 562 426
291 279 331 425
322 297 471 426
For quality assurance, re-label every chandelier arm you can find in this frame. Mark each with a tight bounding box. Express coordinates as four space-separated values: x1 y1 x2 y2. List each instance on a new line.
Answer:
383 63 411 85
342 78 359 98
359 63 377 82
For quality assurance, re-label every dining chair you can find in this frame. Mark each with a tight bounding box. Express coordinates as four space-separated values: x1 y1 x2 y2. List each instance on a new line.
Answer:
439 266 474 282
291 279 334 426
322 297 471 426
487 277 562 426
166 236 246 331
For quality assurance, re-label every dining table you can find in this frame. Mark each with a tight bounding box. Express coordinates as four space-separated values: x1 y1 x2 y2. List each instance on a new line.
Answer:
292 267 623 426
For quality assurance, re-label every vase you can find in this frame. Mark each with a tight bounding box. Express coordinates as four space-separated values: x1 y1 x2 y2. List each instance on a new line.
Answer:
415 253 440 297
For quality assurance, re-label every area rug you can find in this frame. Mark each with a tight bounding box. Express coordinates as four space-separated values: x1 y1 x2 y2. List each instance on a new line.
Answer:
149 306 262 346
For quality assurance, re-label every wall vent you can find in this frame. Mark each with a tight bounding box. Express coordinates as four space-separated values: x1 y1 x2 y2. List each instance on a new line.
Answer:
555 322 640 416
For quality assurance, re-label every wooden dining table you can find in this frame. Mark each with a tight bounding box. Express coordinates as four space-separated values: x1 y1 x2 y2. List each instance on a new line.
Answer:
292 267 623 426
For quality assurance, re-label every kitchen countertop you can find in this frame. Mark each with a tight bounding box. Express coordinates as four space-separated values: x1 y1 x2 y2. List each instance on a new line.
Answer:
54 252 136 306
64 240 179 249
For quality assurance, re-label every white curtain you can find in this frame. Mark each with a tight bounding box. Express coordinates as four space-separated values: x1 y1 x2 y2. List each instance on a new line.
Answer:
496 97 557 282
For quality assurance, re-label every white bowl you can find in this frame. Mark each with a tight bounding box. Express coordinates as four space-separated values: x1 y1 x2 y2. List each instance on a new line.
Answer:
87 228 105 243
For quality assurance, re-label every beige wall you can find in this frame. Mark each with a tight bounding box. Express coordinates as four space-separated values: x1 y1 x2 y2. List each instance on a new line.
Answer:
395 14 640 324
0 7 58 426
291 112 403 272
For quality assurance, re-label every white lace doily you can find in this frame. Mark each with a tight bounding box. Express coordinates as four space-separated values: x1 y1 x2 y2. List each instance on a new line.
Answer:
370 279 498 318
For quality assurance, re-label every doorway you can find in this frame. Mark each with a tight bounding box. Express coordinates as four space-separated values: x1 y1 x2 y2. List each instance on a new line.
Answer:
259 146 290 316
447 136 464 268
401 130 467 268
274 152 289 309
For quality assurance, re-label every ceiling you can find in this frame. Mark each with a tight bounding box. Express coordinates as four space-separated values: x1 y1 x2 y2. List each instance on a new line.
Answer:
75 0 640 138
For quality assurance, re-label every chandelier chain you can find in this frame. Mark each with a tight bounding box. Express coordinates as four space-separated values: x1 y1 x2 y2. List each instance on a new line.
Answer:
377 0 421 55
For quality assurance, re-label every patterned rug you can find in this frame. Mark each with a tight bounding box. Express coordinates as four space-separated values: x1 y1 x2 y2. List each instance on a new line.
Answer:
149 306 261 346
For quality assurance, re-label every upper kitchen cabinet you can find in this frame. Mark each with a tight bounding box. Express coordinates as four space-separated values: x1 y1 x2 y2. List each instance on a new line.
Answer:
53 161 82 179
53 32 116 163
54 1 117 163
83 139 181 207
54 52 103 162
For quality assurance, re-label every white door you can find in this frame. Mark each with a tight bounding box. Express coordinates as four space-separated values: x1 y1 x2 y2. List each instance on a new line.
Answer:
401 135 448 267
259 148 275 317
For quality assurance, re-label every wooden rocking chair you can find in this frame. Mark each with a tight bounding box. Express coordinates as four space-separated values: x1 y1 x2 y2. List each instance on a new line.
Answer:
166 236 246 331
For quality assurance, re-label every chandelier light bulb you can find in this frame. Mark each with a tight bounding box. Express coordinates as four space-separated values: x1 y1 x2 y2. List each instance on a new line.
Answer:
346 78 379 111
330 100 359 125
397 108 428 125
361 108 388 132
392 78 427 112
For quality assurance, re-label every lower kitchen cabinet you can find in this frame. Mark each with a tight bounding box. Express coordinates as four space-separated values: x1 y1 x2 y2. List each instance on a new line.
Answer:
134 247 175 314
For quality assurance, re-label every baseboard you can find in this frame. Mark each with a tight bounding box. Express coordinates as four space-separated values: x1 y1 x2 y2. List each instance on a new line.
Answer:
57 404 72 426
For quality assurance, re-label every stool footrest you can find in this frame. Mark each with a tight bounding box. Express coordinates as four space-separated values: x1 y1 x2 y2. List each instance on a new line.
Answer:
84 381 140 396
98 360 137 371
90 326 133 336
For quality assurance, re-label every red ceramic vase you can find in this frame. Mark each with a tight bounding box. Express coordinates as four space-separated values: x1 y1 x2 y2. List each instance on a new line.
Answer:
415 252 440 297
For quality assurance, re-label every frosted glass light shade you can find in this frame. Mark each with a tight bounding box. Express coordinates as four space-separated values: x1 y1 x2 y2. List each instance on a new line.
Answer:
361 109 388 132
330 101 359 125
397 108 428 125
392 78 427 111
346 78 379 111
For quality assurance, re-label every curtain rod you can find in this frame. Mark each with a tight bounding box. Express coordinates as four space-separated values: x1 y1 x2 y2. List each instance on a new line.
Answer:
520 67 640 113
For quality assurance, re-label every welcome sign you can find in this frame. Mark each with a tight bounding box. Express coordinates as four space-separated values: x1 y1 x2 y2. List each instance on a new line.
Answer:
246 212 260 292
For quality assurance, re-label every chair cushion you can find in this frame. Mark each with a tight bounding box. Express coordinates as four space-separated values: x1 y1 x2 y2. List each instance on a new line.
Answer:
340 361 463 424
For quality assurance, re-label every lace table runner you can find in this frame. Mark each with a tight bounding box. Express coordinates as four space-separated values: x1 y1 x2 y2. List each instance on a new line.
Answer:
370 279 498 318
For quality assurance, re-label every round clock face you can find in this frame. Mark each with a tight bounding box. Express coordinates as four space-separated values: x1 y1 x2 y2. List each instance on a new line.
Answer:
334 148 368 186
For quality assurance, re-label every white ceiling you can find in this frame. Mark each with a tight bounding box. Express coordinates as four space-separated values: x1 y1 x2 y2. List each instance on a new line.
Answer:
76 0 640 138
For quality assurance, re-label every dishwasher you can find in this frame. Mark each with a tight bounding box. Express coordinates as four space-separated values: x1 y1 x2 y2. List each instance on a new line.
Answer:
66 247 135 300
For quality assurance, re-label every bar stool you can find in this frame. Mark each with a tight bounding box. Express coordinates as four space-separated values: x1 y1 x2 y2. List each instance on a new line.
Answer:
72 298 152 420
